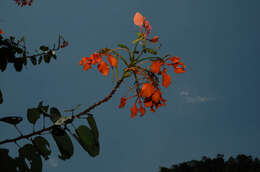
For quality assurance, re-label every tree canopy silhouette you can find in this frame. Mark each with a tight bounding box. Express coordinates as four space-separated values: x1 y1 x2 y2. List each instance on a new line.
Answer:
159 154 260 172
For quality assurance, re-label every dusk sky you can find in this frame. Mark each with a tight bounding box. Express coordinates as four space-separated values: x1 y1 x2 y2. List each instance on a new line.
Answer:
1 0 260 172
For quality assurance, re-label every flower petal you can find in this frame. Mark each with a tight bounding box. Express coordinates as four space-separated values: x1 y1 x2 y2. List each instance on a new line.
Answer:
97 60 109 76
0 29 4 34
140 83 155 98
150 60 163 73
162 69 171 88
130 103 138 118
152 89 161 103
107 54 118 67
119 97 127 108
174 67 185 73
133 12 145 27
139 106 146 116
149 36 159 43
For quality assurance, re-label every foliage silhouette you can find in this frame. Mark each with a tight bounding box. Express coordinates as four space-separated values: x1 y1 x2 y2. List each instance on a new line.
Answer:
159 154 260 172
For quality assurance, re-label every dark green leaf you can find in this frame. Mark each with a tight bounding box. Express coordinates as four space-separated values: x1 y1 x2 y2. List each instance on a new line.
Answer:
118 44 129 50
39 46 48 51
18 144 42 172
27 108 40 125
0 149 18 172
38 56 42 64
16 47 23 54
0 116 23 125
146 48 157 55
50 107 62 123
22 57 27 66
0 54 8 71
51 127 74 160
44 54 51 63
37 101 49 113
75 125 100 157
0 89 3 104
32 136 51 160
14 58 23 72
87 115 99 139
30 56 37 65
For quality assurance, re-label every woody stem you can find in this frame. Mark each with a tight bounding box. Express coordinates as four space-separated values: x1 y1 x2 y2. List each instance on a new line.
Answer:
0 76 125 145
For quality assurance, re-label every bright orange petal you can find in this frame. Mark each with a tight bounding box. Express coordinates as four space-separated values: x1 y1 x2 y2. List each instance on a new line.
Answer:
140 83 155 98
133 12 145 27
97 60 109 76
130 103 138 118
169 57 180 63
152 89 161 103
83 63 91 71
91 53 101 65
174 67 185 73
139 106 146 116
119 97 127 108
149 36 159 43
107 54 118 67
162 69 171 88
150 60 163 73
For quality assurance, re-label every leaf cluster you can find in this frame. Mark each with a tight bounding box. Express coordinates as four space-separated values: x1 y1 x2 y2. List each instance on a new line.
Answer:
0 102 100 172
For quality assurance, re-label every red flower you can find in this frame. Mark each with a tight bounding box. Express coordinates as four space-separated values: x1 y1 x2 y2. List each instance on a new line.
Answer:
162 68 171 88
130 103 138 118
149 36 159 43
0 29 4 34
150 60 163 73
79 52 118 76
119 97 127 108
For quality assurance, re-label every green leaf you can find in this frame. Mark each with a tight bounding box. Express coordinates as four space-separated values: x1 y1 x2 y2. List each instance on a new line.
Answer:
50 107 62 123
38 56 42 64
39 46 48 51
44 54 51 63
32 136 51 160
37 101 49 113
30 56 37 65
51 126 74 160
14 58 23 72
27 108 41 125
0 116 23 125
146 48 157 55
0 89 3 104
16 47 23 54
87 115 99 139
18 144 42 172
0 54 8 72
0 148 18 172
75 125 100 157
118 44 129 51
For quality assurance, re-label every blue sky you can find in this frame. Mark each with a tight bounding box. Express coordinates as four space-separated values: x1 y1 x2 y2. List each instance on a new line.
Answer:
1 0 260 172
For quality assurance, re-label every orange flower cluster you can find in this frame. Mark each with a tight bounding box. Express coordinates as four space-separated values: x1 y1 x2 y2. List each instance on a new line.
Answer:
80 12 186 118
0 29 3 34
119 56 185 118
150 56 186 88
79 52 118 76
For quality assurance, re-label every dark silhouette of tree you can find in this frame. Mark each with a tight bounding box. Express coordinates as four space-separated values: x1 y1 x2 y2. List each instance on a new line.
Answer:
159 154 260 172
